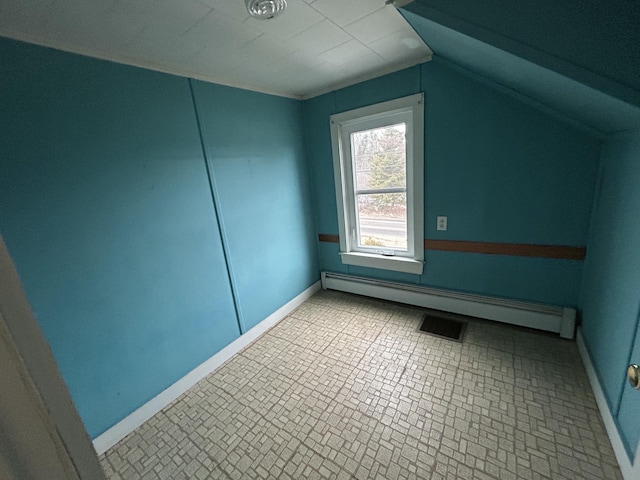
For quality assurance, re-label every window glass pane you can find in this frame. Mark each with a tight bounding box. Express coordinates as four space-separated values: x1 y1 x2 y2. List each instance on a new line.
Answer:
356 193 407 250
351 123 406 192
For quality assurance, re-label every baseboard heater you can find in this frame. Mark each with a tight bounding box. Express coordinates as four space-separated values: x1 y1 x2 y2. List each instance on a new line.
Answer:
321 272 576 339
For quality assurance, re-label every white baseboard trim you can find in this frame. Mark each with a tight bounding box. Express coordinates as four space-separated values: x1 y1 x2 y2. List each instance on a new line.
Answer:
576 328 638 480
92 280 321 455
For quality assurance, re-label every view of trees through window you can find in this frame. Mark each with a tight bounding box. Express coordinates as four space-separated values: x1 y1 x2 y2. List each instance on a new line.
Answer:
351 123 408 250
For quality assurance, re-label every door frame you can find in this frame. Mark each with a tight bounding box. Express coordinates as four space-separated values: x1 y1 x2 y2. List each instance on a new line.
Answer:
0 236 106 479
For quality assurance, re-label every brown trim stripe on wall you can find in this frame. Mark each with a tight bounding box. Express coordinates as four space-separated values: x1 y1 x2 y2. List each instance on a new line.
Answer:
318 233 340 243
317 234 586 260
424 240 586 260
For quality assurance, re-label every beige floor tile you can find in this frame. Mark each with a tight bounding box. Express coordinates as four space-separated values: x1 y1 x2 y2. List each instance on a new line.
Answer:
101 290 623 479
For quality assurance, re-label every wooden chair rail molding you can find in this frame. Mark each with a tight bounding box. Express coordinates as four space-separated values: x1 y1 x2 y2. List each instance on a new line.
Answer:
317 234 586 260
318 234 340 243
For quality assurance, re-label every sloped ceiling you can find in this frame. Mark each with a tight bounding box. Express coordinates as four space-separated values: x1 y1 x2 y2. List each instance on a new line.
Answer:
403 0 640 105
0 0 432 99
401 10 640 135
401 0 640 134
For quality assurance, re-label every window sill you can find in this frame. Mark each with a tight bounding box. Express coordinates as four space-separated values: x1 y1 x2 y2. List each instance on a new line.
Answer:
339 252 424 275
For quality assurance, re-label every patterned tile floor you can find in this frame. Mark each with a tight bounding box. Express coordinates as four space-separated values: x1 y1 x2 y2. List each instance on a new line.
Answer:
100 290 622 479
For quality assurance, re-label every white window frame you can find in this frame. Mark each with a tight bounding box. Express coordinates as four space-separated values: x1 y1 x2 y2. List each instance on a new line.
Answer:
330 93 424 275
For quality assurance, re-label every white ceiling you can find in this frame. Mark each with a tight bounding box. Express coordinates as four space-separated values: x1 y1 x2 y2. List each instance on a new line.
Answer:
0 0 432 99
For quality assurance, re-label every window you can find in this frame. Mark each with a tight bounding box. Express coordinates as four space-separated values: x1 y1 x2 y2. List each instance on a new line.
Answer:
330 93 424 274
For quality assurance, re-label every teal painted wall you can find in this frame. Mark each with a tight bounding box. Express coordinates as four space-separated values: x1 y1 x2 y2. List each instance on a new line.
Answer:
0 38 318 438
580 131 640 458
191 81 319 332
304 59 601 306
617 314 640 460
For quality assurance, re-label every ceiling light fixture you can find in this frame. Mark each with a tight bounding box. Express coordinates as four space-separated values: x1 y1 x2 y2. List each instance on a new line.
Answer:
245 0 287 19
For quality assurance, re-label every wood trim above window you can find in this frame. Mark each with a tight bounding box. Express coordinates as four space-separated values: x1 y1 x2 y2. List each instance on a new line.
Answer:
318 234 586 260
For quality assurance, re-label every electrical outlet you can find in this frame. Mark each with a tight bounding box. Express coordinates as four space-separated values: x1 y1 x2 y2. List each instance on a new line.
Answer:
437 216 447 231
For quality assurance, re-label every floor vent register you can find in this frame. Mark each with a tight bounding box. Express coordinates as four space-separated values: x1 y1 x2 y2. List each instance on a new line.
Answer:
419 310 467 342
